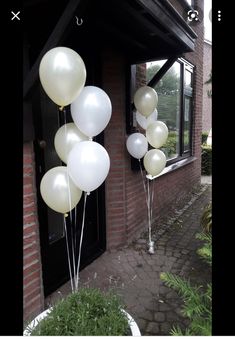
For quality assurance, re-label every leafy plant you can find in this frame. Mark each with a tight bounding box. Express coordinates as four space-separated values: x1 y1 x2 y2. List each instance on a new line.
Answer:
160 225 212 335
200 203 212 233
25 288 129 336
196 232 212 266
201 131 209 145
201 145 212 175
205 72 212 98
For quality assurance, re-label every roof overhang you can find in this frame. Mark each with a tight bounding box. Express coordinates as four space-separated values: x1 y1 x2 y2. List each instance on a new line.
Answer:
24 0 198 98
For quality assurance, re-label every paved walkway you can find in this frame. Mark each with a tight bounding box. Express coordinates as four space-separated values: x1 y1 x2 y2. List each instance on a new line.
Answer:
46 182 212 336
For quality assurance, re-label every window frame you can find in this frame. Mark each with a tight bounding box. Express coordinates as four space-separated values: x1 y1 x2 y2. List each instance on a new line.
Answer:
127 57 195 170
166 57 194 166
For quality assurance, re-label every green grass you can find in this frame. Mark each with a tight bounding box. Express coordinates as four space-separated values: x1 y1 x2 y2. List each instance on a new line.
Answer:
26 288 129 336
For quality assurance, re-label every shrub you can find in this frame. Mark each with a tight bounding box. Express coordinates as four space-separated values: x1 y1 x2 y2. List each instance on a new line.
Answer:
160 228 212 336
200 203 212 233
26 288 129 336
201 132 209 145
160 272 212 336
201 145 212 175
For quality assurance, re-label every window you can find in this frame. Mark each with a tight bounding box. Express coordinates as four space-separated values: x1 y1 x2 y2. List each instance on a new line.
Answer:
129 58 194 166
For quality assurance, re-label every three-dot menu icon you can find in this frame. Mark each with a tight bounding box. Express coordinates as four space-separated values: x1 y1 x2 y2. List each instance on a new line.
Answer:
218 10 222 21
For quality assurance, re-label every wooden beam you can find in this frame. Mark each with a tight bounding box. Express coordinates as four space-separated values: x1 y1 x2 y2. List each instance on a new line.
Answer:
23 0 82 99
95 20 147 51
136 0 196 50
147 56 179 87
117 1 179 49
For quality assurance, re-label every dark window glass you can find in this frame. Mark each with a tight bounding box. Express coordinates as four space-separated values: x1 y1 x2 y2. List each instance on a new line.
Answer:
129 58 194 167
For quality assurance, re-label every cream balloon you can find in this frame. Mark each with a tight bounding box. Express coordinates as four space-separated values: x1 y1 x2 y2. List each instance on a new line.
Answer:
134 86 158 117
126 133 148 159
71 86 112 137
39 47 86 106
144 149 166 177
54 123 89 164
146 121 169 149
136 109 158 130
40 166 83 214
67 141 110 193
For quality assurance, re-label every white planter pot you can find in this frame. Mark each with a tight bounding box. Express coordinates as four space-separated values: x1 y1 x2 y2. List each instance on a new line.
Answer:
24 307 141 336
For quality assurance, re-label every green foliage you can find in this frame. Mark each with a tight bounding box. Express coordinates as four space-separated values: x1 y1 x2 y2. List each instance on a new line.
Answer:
196 232 212 266
147 63 180 131
160 230 212 336
26 288 129 336
160 272 211 336
204 72 212 98
201 145 212 175
161 131 178 159
201 132 209 145
200 203 212 233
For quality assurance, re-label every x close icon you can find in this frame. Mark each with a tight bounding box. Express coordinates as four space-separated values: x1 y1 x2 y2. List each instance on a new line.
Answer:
11 11 20 21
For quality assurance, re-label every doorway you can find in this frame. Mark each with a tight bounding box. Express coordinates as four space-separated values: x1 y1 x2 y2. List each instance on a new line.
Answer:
33 53 106 296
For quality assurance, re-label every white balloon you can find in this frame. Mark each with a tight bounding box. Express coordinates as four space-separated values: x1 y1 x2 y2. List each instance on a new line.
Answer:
134 86 158 117
71 86 112 137
39 47 86 106
40 166 83 214
146 121 169 149
126 133 148 159
67 141 110 193
143 149 166 177
54 123 89 164
136 109 158 130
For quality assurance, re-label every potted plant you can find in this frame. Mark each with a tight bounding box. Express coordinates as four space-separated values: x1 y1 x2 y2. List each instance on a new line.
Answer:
24 287 141 336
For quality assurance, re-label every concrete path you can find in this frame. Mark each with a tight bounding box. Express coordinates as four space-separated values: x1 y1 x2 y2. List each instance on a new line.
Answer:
46 183 212 336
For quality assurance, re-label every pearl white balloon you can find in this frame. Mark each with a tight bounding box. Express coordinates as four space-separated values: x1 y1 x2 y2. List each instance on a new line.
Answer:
71 86 112 137
134 86 158 117
146 121 169 149
144 149 166 177
54 123 89 164
126 133 148 159
39 47 86 106
136 109 158 130
40 166 83 214
67 141 110 193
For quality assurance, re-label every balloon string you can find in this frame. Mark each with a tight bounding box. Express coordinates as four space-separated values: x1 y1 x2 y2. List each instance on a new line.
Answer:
63 215 74 292
63 108 76 289
150 179 155 223
139 159 148 209
147 179 152 245
75 192 88 291
74 205 77 254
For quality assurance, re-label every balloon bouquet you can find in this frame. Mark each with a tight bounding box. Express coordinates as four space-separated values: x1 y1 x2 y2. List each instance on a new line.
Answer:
39 47 112 292
126 85 168 254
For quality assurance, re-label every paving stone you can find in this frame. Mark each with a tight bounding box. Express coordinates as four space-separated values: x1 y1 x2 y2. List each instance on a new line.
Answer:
49 185 212 337
158 302 171 311
167 311 181 321
136 318 147 332
160 322 171 334
154 311 165 322
138 309 153 321
146 322 160 334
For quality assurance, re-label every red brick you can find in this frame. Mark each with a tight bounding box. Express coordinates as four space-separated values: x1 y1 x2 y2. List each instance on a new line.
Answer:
24 194 35 205
24 269 41 286
23 214 37 225
24 252 39 266
24 287 41 304
23 261 39 277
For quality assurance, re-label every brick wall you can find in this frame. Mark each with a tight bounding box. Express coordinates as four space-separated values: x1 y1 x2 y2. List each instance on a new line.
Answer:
103 0 204 248
202 40 212 132
23 142 44 322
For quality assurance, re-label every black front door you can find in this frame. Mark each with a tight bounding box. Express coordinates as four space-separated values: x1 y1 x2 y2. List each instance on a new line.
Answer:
33 55 106 296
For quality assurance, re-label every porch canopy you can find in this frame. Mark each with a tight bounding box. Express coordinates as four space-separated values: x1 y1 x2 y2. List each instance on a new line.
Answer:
24 0 197 98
